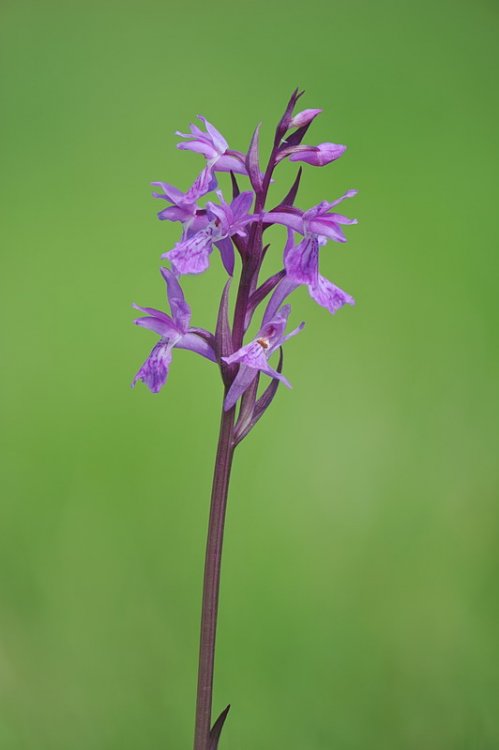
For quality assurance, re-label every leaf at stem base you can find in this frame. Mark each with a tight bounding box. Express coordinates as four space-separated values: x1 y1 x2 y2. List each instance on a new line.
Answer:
209 704 231 750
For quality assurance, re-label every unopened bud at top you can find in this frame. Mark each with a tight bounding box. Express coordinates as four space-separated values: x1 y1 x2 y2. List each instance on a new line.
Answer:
289 108 322 129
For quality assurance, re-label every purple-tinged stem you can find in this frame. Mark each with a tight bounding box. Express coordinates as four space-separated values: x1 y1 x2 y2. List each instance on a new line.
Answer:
193 402 235 750
193 147 279 750
232 148 278 345
232 230 261 347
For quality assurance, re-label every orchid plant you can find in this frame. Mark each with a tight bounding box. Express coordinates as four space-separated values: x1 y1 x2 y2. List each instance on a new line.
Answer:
132 90 357 750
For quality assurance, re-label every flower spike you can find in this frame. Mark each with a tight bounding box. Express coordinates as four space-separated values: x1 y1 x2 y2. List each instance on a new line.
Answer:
132 92 359 749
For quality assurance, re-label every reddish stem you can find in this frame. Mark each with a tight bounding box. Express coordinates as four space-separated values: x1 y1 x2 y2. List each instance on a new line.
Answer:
192 146 278 750
193 404 235 750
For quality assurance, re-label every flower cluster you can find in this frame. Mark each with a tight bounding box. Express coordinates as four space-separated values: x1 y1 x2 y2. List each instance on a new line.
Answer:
132 90 357 436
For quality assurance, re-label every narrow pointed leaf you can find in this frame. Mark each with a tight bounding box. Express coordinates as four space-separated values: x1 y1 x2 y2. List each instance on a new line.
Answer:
274 167 302 210
245 270 286 329
233 372 260 441
234 349 284 445
209 705 231 750
274 88 304 144
261 242 271 262
245 124 263 192
230 171 240 199
215 280 233 362
253 347 284 419
282 121 312 148
248 243 271 299
250 244 270 296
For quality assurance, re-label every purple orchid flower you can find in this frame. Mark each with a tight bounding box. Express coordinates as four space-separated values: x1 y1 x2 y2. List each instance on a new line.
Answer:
132 267 216 393
222 305 304 411
162 191 255 276
152 166 217 229
266 189 358 244
176 116 247 175
262 191 357 317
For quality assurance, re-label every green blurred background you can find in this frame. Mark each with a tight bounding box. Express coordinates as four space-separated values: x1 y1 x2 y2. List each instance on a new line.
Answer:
1 0 498 747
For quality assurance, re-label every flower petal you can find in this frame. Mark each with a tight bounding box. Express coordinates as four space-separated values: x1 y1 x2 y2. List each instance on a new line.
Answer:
197 116 228 154
223 364 259 411
258 361 292 388
328 189 358 207
132 303 174 324
132 341 173 393
309 274 355 314
259 306 291 352
157 205 194 222
262 277 299 325
222 340 268 369
261 210 305 234
176 332 217 362
214 237 235 276
285 236 319 285
282 321 305 344
230 191 254 222
163 230 213 275
133 316 180 338
308 219 347 242
160 267 191 330
183 167 218 202
214 154 248 174
177 141 218 159
151 182 185 203
323 213 358 225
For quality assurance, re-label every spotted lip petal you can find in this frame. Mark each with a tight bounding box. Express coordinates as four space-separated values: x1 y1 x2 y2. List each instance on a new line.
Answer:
309 275 355 314
164 229 213 276
285 236 320 286
132 341 173 393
